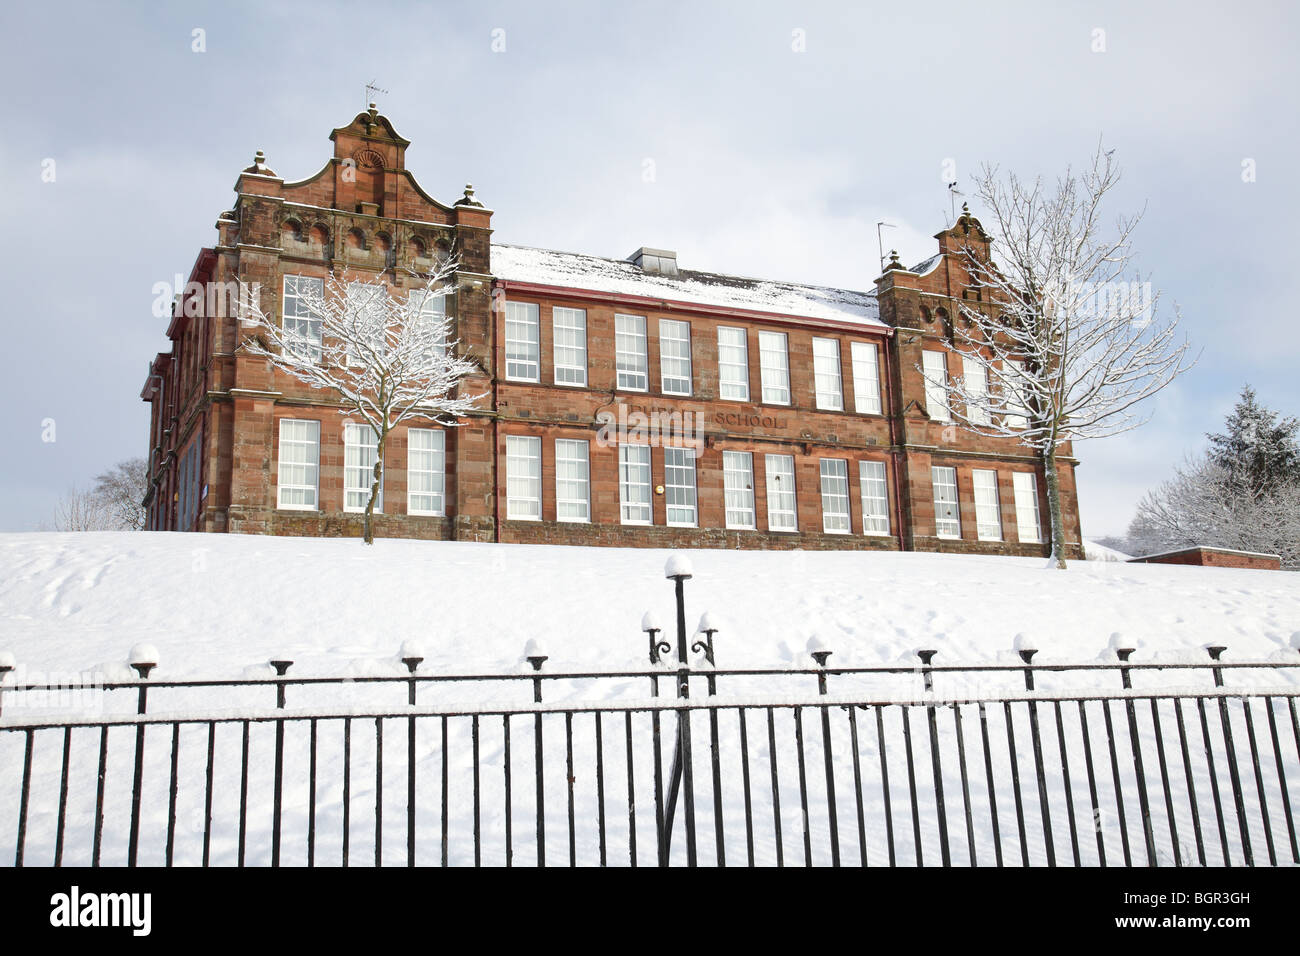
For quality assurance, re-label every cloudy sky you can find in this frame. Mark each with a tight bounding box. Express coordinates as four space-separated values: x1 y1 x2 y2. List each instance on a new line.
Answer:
1 0 1296 536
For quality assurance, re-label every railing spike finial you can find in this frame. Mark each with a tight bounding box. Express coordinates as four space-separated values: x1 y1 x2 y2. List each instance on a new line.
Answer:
129 644 159 680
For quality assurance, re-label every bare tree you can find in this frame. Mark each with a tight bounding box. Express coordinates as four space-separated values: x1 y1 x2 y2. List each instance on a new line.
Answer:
1129 454 1300 570
237 259 486 544
93 457 148 531
52 487 115 531
926 144 1194 568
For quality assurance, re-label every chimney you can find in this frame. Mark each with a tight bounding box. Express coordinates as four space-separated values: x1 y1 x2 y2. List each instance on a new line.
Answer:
628 247 678 276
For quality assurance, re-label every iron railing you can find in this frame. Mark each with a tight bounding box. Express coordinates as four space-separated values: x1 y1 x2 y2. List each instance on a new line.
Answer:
1 567 1297 867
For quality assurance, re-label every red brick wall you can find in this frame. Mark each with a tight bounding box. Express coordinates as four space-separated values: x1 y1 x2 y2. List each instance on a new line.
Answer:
1131 548 1281 570
143 111 1085 558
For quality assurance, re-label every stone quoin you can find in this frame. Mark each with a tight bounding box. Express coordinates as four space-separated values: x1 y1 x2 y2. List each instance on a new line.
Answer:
140 106 1085 557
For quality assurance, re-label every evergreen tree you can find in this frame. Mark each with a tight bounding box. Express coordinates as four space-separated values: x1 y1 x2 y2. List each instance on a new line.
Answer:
1206 386 1300 496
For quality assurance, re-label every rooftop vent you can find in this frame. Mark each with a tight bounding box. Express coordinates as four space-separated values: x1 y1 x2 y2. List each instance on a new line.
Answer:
628 247 678 276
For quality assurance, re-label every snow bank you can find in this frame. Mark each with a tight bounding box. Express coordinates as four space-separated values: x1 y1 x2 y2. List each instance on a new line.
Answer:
1 532 1296 868
0 531 1295 681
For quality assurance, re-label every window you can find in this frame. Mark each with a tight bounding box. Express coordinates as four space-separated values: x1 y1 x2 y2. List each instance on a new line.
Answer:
820 458 851 533
177 437 202 532
277 420 320 510
407 429 446 516
851 341 882 415
1004 359 1030 429
619 443 652 524
282 275 324 361
664 446 698 526
859 460 890 535
972 469 1002 541
505 301 540 381
812 337 844 410
1013 472 1042 543
758 331 791 404
765 454 797 531
616 314 648 391
923 351 950 421
506 435 541 520
717 327 749 401
722 451 755 529
962 356 991 426
411 289 447 363
659 319 692 395
346 281 387 365
555 439 590 522
932 466 960 539
344 423 382 513
553 306 587 386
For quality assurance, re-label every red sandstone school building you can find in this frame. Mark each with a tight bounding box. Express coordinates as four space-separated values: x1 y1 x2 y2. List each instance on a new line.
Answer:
140 107 1084 556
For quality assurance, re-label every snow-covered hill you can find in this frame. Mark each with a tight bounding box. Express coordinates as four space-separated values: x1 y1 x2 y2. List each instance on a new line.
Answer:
1 532 1296 681
3 532 1297 868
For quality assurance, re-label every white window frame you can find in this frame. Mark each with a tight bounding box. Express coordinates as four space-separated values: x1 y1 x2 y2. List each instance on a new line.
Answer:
619 443 652 524
851 341 882 415
407 428 446 517
277 419 320 511
663 446 698 527
282 275 324 361
932 465 961 539
554 439 590 523
506 435 542 521
812 338 844 411
972 469 1003 541
819 458 851 533
505 301 540 382
411 289 448 364
722 451 756 530
765 453 798 531
859 460 890 536
344 422 383 514
658 319 693 396
758 331 791 405
1004 359 1030 429
552 306 587 387
963 356 991 426
717 327 750 401
1013 472 1042 543
615 313 649 391
923 351 950 422
345 280 388 366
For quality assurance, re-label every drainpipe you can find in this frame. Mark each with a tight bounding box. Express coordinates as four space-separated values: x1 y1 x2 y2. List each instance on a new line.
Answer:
491 287 501 544
883 334 907 553
493 394 501 543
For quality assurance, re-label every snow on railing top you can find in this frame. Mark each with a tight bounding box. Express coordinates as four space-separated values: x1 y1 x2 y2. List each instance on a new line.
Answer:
664 553 694 579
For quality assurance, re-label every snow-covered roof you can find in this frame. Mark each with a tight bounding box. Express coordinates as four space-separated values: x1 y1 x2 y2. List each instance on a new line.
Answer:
909 253 943 276
491 243 883 328
1130 545 1281 562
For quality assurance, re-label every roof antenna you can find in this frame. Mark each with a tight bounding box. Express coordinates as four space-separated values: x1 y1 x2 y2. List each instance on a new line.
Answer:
876 221 897 274
947 182 964 225
365 79 389 108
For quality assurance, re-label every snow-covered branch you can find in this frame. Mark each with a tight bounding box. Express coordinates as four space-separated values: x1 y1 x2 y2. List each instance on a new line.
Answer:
919 144 1195 567
236 257 488 543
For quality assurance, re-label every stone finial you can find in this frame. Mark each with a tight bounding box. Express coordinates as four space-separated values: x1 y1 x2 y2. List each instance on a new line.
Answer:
885 249 903 270
242 150 277 177
455 182 485 207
